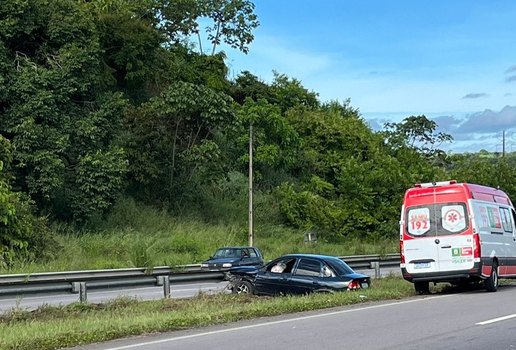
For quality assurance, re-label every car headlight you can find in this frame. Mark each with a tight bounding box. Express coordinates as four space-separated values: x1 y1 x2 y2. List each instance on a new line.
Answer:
222 263 233 268
201 263 208 268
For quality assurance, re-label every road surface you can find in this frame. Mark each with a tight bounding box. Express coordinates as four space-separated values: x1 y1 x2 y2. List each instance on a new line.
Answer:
71 282 516 350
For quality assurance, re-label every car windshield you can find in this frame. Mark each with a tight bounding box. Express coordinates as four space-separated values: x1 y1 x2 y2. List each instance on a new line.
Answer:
213 248 241 258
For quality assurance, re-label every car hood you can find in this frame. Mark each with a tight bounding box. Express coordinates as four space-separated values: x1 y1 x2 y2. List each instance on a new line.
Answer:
227 265 260 275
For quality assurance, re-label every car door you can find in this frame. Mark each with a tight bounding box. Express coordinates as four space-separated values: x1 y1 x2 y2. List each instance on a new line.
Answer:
240 248 261 267
404 202 473 274
254 258 296 295
288 258 322 294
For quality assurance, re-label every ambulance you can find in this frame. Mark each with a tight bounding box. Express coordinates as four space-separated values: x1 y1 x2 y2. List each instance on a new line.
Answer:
399 180 516 293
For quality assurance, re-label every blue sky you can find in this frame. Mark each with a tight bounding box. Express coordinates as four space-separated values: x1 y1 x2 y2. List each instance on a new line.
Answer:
216 0 516 153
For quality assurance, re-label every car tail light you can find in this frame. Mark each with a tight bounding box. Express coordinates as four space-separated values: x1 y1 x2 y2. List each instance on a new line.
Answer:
473 233 481 259
400 240 405 264
348 280 359 290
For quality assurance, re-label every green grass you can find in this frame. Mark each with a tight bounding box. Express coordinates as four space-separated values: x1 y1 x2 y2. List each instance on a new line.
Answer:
0 197 402 349
2 198 399 274
0 277 415 350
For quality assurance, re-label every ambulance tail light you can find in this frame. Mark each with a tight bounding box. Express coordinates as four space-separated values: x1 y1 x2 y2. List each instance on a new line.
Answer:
473 233 481 259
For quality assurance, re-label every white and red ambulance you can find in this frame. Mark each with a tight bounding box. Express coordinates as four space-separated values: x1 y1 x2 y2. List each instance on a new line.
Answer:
400 180 516 293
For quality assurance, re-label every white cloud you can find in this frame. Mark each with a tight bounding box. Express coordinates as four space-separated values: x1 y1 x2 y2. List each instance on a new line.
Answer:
459 105 516 133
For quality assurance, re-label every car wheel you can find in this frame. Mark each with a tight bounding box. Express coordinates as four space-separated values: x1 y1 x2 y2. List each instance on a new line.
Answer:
414 281 430 295
233 280 254 294
484 262 498 292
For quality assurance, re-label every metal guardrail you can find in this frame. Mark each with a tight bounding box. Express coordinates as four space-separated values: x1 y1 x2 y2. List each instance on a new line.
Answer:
0 254 401 299
343 253 401 269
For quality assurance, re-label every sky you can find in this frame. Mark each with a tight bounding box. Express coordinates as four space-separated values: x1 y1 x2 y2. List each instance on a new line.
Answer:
217 0 516 153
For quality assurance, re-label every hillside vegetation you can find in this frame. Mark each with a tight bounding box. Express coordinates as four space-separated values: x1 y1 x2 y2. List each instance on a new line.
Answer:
0 0 515 271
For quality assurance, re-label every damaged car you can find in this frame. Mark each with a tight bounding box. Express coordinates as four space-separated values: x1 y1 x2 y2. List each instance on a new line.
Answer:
226 253 370 295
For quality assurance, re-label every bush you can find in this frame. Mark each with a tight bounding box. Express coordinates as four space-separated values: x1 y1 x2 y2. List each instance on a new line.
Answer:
0 137 56 267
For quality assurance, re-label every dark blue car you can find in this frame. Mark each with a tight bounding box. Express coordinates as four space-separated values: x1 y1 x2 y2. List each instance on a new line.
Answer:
226 253 371 295
201 246 264 271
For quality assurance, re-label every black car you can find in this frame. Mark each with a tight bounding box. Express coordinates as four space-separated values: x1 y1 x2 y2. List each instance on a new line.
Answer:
226 253 371 295
201 246 264 271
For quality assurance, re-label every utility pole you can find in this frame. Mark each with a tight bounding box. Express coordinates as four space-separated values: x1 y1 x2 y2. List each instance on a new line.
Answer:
502 130 506 158
248 122 254 246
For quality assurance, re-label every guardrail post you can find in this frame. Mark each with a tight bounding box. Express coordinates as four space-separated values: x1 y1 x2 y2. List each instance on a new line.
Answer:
158 276 171 298
371 261 380 279
72 282 80 293
164 276 171 298
79 282 87 303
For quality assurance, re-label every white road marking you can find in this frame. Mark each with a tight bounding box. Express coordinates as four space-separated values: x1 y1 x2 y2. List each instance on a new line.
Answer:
103 295 455 350
476 314 516 325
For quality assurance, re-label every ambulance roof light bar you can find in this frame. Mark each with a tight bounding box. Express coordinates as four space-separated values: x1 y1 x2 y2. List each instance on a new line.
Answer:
414 180 457 188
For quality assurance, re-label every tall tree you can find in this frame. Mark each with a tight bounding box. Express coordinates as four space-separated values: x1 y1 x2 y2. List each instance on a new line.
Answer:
0 0 128 221
157 0 259 55
383 115 453 162
0 135 54 267
125 81 236 209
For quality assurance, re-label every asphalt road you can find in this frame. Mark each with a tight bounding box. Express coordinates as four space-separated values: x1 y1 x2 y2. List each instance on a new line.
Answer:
71 283 516 350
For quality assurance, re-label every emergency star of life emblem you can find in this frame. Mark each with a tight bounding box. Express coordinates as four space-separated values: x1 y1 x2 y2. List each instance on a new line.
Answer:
442 206 466 233
447 212 458 223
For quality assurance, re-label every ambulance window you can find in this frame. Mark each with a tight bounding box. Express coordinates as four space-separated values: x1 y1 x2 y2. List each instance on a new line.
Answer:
441 204 467 234
406 202 469 237
500 208 513 233
407 207 431 236
487 206 504 234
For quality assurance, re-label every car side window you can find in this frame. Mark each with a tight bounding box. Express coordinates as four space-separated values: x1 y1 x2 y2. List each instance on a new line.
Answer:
248 249 258 258
320 264 335 278
267 258 296 274
294 259 321 276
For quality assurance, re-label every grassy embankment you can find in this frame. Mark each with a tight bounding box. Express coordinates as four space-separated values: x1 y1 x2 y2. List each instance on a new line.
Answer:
0 277 414 350
0 198 405 349
1 198 399 274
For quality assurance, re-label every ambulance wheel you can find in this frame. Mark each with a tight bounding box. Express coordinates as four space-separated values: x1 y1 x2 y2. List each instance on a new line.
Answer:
414 281 430 295
484 262 498 292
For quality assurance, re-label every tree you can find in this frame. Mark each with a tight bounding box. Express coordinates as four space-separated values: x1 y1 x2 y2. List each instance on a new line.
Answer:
226 98 300 189
0 135 55 267
157 0 259 55
0 0 128 222
230 70 275 105
125 81 236 209
383 115 453 162
448 156 516 201
275 102 413 239
271 72 320 112
203 0 259 55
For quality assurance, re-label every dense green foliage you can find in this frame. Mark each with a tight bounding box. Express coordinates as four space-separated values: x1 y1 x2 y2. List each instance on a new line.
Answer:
0 136 55 267
0 0 515 266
